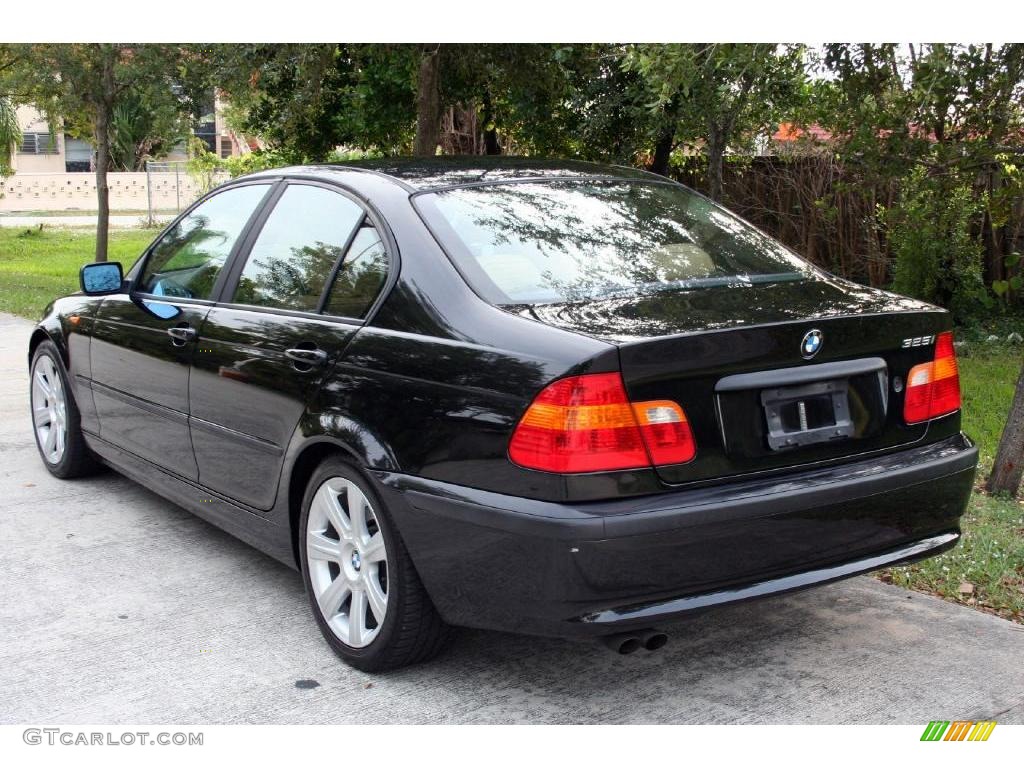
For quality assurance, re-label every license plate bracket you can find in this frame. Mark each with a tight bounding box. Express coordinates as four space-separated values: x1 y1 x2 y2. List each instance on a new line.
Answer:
760 379 854 451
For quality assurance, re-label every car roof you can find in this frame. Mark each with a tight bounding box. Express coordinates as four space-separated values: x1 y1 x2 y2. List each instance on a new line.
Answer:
247 156 661 192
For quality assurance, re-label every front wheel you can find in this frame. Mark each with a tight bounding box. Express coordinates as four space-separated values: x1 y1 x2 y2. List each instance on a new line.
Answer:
299 456 452 671
29 340 100 478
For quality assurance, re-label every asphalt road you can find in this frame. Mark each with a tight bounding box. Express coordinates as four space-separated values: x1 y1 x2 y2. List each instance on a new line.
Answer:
1 311 1022 724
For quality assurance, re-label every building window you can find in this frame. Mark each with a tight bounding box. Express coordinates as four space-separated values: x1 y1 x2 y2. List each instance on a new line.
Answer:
194 120 216 154
65 138 93 172
18 132 59 155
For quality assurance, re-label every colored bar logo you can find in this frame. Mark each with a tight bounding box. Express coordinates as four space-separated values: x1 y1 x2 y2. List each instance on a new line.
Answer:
921 721 997 741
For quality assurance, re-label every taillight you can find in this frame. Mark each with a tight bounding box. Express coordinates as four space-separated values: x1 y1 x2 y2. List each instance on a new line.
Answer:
508 373 696 473
903 331 961 424
632 400 696 465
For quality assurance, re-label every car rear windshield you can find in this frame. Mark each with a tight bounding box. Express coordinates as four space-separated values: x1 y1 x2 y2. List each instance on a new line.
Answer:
415 180 813 305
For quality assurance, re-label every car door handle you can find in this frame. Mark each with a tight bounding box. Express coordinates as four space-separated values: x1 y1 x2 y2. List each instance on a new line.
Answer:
285 348 328 368
167 326 196 345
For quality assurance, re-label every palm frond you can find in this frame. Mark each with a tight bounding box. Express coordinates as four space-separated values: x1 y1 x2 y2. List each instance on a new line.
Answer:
0 96 21 176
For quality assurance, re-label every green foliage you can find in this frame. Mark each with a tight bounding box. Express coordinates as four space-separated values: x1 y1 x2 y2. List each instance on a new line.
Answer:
206 44 418 161
0 46 28 175
220 151 287 177
991 253 1022 305
627 43 805 142
888 168 987 322
813 44 1024 322
625 44 806 191
12 44 190 145
512 45 659 163
0 95 19 176
185 136 224 193
1 44 202 176
109 92 188 171
186 135 355 190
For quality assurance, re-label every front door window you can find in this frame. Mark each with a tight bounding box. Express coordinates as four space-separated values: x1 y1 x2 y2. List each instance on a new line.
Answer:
139 184 271 300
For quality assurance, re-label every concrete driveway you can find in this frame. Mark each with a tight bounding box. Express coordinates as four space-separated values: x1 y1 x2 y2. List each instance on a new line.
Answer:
1 311 1022 724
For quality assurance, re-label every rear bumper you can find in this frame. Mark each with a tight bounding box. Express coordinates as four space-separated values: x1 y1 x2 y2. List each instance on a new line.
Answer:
374 433 977 638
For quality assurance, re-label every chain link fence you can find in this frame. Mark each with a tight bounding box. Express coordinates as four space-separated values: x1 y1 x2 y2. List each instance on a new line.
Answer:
144 160 227 226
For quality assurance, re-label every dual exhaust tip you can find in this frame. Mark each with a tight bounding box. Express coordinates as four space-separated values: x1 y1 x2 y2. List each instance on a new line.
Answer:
602 629 669 655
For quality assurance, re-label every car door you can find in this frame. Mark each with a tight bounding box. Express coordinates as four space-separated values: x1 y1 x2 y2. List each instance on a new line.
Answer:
188 181 391 511
89 182 274 478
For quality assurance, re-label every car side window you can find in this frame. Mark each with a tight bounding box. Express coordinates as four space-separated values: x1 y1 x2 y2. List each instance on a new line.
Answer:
138 184 271 300
232 185 364 312
324 224 389 319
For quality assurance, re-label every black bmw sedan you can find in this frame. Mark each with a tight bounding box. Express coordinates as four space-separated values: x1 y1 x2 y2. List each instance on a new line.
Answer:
28 158 978 670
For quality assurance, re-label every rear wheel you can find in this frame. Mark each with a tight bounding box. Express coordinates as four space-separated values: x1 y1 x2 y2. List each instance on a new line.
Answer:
29 341 100 479
299 456 452 671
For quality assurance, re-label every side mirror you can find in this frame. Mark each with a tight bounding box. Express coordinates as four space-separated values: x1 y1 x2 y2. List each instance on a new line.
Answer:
80 262 124 295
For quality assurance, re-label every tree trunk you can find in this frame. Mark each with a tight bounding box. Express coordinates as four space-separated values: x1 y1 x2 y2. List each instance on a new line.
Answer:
93 51 115 263
648 96 680 177
413 47 441 157
483 125 500 155
481 89 500 155
706 126 725 202
649 126 675 177
987 359 1024 496
94 122 110 262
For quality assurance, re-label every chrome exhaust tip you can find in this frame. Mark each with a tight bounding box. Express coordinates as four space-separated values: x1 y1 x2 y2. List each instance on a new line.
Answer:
640 630 669 651
602 633 642 655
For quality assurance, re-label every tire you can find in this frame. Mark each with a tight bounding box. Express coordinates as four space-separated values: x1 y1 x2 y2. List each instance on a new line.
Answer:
29 340 100 479
299 455 452 672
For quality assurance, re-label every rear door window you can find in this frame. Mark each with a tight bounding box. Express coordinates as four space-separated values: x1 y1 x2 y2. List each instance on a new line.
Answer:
323 225 389 319
232 185 365 312
139 184 271 300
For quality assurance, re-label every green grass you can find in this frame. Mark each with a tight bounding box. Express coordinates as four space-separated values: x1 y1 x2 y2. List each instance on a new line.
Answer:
0 226 156 319
0 209 163 218
883 493 1024 622
882 346 1024 622
959 347 1022 475
0 226 1021 620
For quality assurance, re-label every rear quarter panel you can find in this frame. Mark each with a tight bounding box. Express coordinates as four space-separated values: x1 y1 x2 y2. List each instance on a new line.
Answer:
291 173 659 503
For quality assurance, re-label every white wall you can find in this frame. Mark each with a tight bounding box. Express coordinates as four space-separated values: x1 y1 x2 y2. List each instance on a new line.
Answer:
0 172 212 213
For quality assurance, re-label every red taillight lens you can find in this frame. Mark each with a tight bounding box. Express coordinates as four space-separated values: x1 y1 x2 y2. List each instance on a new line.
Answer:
508 373 696 473
632 400 696 465
903 331 961 424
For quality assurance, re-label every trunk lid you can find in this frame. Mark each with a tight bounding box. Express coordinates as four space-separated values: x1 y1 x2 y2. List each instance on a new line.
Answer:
512 275 951 485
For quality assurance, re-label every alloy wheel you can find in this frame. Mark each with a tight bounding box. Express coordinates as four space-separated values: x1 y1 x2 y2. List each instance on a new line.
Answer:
31 355 67 465
305 477 389 648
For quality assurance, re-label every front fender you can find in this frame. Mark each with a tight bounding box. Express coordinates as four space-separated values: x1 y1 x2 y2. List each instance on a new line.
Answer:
28 294 102 371
29 301 67 368
29 295 104 436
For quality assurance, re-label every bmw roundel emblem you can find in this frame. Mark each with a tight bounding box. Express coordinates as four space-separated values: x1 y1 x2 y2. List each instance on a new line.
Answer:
801 329 823 359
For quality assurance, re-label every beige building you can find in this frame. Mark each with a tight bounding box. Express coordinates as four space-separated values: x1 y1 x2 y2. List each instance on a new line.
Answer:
10 95 250 176
2 96 256 213
9 105 94 174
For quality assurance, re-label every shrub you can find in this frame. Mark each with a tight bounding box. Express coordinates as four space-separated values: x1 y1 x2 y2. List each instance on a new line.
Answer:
888 167 988 322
